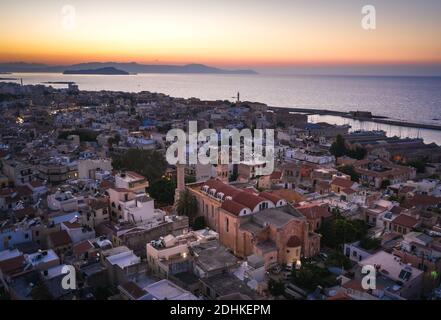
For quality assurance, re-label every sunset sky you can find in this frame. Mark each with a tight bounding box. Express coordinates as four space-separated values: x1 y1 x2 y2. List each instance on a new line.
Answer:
1 0 441 73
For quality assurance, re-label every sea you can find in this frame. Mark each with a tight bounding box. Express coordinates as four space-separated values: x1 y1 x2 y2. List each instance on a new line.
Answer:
2 72 441 144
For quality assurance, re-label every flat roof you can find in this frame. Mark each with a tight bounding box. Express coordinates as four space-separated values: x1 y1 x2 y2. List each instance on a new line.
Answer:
359 251 423 283
144 279 197 300
106 250 140 269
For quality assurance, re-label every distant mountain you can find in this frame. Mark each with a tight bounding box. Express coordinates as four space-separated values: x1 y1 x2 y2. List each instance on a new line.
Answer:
63 67 130 75
0 62 257 75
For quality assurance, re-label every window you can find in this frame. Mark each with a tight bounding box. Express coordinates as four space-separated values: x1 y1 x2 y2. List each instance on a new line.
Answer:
225 218 229 233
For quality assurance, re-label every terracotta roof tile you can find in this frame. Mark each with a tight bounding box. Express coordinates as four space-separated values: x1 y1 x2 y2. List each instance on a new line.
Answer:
221 200 248 216
48 230 72 247
286 236 302 247
331 177 354 189
392 214 419 228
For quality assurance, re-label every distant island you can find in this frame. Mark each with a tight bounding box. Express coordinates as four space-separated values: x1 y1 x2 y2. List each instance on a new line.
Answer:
0 62 257 75
63 67 130 75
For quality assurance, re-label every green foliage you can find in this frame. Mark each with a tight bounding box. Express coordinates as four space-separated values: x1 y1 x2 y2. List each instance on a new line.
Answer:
192 216 206 230
345 147 367 160
185 175 196 184
112 149 167 183
291 262 333 291
408 159 426 173
338 165 360 182
267 278 285 297
325 251 352 270
319 216 369 250
359 237 381 251
330 135 346 158
176 189 198 222
148 178 176 205
229 171 238 182
389 194 406 204
380 179 391 189
330 135 366 160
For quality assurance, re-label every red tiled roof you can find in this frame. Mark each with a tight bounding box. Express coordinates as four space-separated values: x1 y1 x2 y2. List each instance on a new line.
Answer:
270 171 282 180
286 235 302 247
259 192 283 204
62 221 82 229
327 292 352 300
48 230 72 247
331 177 354 189
73 240 94 255
392 214 419 228
0 255 25 276
390 206 404 215
126 171 146 180
221 200 248 216
119 281 147 300
342 188 356 195
203 179 240 198
232 192 266 210
296 203 331 220
403 195 441 208
100 180 114 189
13 207 36 219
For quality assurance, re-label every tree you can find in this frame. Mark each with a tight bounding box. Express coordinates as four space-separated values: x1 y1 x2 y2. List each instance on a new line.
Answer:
112 149 167 183
338 165 360 182
148 178 176 205
389 194 406 204
192 216 206 230
267 278 285 297
359 237 381 251
176 189 198 222
330 134 346 158
229 171 238 182
408 159 426 173
346 147 367 160
380 179 391 189
325 251 352 270
291 262 332 291
330 135 366 160
319 216 369 250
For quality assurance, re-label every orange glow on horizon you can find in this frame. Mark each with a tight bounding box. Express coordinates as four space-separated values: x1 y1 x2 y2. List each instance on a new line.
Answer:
1 1 440 69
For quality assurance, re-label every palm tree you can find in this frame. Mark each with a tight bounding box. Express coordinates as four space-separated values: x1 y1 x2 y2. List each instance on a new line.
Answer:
176 189 198 223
